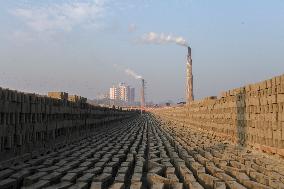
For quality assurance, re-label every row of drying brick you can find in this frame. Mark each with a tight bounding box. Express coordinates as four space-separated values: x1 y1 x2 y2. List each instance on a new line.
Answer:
2 113 284 189
0 116 146 189
154 114 284 189
153 101 284 154
155 109 284 152
0 85 137 161
0 111 136 162
219 74 284 99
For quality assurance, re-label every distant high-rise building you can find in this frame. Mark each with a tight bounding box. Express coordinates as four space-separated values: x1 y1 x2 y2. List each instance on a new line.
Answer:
129 88 135 103
119 82 130 102
109 86 120 100
109 83 135 105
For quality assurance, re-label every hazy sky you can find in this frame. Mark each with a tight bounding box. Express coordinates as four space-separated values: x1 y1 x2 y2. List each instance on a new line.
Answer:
0 0 283 103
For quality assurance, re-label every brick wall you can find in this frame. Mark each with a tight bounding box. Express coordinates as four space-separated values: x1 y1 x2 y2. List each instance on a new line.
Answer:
0 87 138 162
152 74 284 157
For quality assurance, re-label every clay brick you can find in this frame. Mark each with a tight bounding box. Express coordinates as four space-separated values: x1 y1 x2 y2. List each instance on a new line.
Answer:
77 173 95 183
197 173 220 189
226 181 246 189
0 178 17 189
61 173 78 182
131 173 142 183
241 179 270 189
43 181 73 189
68 182 88 189
109 183 125 189
130 182 142 189
185 181 203 189
281 122 284 140
23 172 48 186
22 180 50 189
151 183 164 189
267 79 272 88
278 94 284 103
277 84 284 94
259 82 267 90
93 173 112 185
0 169 14 180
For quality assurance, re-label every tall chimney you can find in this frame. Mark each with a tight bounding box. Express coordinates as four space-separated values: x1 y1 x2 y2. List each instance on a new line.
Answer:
140 79 145 114
186 46 194 104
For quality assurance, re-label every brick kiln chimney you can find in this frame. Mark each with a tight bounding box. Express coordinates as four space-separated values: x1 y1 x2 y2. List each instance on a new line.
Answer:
141 78 145 114
186 46 194 104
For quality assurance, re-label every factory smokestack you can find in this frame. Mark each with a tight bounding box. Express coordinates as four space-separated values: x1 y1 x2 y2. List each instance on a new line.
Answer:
141 79 145 114
186 46 194 104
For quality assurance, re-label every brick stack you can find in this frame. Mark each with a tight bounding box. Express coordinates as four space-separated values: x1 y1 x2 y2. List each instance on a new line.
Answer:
152 74 284 157
0 88 138 163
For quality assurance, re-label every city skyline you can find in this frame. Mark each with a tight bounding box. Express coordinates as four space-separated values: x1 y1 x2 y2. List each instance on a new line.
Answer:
0 1 283 103
110 82 135 105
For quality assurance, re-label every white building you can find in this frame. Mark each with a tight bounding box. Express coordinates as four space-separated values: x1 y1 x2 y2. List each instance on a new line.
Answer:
109 86 120 100
119 82 130 102
109 83 135 105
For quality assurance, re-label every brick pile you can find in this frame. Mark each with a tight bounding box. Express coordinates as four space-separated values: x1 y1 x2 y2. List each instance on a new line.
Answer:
152 74 284 157
0 87 137 163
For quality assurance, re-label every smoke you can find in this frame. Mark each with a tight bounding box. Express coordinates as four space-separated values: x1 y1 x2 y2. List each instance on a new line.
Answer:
128 24 137 33
125 68 142 79
141 32 188 47
113 64 143 80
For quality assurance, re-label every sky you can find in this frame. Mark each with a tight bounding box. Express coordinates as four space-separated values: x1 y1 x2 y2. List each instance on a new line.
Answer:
0 0 283 103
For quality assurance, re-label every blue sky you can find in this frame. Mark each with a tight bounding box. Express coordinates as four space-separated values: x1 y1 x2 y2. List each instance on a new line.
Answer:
0 0 283 103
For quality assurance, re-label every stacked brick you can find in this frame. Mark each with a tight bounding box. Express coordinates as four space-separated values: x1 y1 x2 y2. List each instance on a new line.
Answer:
152 74 284 157
0 87 138 163
0 114 283 188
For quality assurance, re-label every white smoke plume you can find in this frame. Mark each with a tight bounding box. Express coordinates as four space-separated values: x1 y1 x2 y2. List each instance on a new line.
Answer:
125 68 142 79
141 32 188 47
